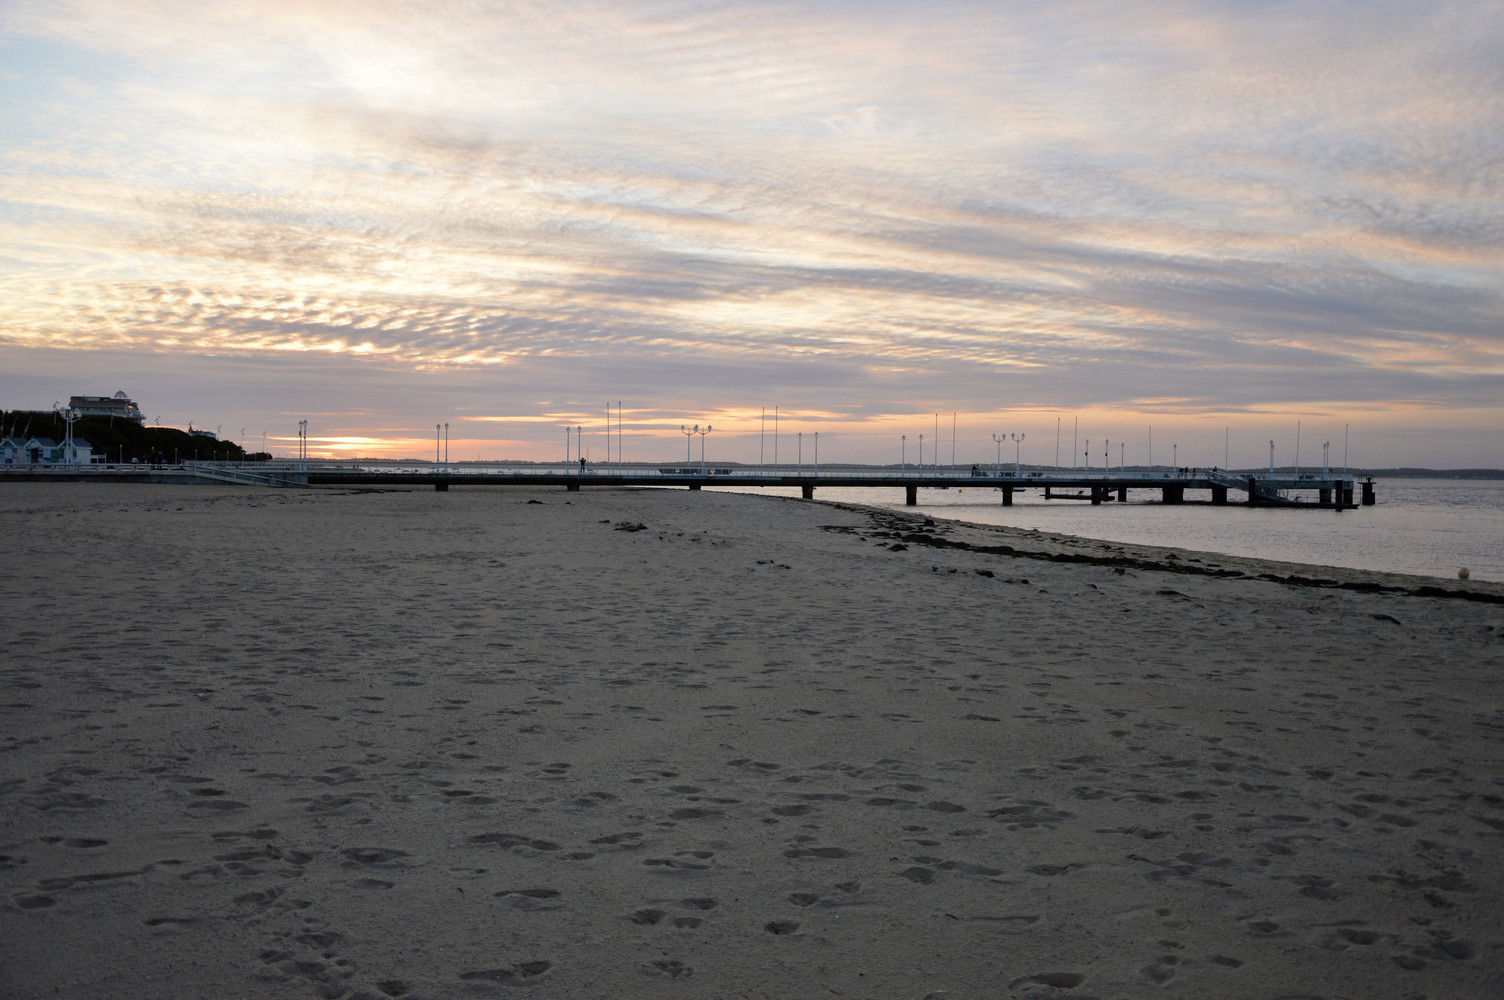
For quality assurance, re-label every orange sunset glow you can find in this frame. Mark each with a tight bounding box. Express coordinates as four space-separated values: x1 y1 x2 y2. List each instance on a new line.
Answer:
2 1 1500 467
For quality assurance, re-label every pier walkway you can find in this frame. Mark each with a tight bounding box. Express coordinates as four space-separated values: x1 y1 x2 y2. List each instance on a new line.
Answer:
3 461 1372 507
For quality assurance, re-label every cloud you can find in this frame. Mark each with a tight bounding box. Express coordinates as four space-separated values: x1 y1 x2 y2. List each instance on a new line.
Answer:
1 0 1501 465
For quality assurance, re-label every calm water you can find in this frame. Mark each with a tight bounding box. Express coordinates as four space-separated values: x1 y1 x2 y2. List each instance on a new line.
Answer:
717 478 1504 583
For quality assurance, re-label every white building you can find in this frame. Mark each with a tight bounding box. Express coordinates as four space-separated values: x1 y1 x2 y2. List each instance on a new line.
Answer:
69 391 144 424
1 436 99 466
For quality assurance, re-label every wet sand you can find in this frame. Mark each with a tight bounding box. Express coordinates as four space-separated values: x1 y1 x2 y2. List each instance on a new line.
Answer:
2 483 1502 998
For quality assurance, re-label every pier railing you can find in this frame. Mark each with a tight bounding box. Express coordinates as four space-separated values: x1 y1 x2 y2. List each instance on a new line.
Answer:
0 459 1367 506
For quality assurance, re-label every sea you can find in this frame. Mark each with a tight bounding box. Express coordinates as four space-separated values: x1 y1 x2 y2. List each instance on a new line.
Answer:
716 477 1504 584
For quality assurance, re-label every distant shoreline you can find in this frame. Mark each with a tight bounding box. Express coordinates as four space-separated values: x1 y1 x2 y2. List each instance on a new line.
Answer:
820 496 1504 604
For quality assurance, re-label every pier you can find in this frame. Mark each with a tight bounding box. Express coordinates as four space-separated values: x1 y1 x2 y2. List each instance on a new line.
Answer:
3 461 1372 507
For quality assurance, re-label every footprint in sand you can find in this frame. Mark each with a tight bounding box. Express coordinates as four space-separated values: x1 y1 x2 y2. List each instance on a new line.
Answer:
458 961 551 983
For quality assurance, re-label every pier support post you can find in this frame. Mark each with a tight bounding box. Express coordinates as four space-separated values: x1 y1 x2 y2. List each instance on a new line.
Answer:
1211 485 1227 505
905 485 917 506
435 482 448 492
1319 488 1331 505
1361 480 1375 506
689 484 701 491
1162 486 1183 504
1342 484 1354 505
566 482 580 492
801 484 814 500
1001 487 1012 506
1091 487 1103 505
1116 486 1127 503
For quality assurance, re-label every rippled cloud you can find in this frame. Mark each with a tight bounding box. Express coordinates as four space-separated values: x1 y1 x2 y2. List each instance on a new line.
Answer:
1 0 1500 464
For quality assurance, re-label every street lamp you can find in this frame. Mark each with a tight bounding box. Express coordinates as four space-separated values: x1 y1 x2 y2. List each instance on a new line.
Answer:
918 433 924 471
1269 439 1275 474
798 431 802 475
1085 439 1090 474
696 424 712 474
901 435 906 476
681 424 695 464
1012 432 1025 477
992 433 1004 477
436 424 441 467
444 422 449 470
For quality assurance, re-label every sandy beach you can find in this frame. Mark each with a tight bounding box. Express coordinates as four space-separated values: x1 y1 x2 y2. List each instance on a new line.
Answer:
2 482 1502 999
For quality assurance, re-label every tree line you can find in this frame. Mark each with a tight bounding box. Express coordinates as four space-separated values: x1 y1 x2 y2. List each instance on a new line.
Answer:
1 411 266 464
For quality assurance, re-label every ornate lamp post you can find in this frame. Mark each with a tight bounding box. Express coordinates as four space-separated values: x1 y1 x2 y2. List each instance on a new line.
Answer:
695 424 712 475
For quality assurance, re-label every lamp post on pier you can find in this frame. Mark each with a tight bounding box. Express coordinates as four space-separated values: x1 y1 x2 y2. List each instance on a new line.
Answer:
919 433 924 471
681 424 694 464
901 435 906 476
1011 432 1025 476
798 432 802 476
1269 439 1275 474
696 424 711 475
1085 439 1090 475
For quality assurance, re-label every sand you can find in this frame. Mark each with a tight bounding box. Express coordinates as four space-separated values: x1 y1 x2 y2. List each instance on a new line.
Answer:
2 482 1502 999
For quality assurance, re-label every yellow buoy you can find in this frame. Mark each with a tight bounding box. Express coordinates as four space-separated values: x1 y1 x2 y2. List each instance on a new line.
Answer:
1459 567 1471 580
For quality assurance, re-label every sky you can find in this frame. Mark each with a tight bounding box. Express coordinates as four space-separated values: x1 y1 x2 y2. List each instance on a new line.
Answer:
2 0 1501 468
